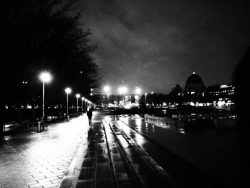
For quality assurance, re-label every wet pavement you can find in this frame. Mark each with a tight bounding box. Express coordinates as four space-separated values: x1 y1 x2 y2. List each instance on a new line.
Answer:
0 111 243 188
0 114 90 188
114 114 241 188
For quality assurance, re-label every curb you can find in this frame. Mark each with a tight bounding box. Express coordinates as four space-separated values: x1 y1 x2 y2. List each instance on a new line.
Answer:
58 132 88 188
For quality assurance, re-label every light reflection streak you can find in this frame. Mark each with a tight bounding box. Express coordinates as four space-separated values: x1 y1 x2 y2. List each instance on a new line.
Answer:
145 118 185 134
118 120 146 146
135 118 142 132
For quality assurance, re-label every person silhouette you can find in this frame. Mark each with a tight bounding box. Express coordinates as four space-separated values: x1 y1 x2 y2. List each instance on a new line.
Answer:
87 107 93 128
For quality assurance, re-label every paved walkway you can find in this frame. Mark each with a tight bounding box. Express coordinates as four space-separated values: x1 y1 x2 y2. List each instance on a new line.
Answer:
0 113 91 188
1 111 245 188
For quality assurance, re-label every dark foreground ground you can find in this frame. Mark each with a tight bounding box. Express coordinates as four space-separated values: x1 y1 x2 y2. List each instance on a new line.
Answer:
0 109 246 188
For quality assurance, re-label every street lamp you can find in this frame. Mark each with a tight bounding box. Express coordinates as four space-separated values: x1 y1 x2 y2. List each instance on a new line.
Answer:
76 94 80 114
135 87 141 105
118 86 127 107
103 85 111 107
151 91 154 107
81 97 85 113
39 71 52 131
65 87 72 122
85 99 88 111
145 93 147 108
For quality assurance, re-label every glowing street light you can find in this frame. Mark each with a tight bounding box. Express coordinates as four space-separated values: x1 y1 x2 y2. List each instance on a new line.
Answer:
118 86 128 95
65 87 72 122
104 85 111 93
135 87 141 105
39 71 52 130
103 85 111 106
135 87 141 95
118 86 128 107
76 94 80 114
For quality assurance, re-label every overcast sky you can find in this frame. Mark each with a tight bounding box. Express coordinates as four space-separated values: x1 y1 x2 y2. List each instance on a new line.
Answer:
78 0 250 94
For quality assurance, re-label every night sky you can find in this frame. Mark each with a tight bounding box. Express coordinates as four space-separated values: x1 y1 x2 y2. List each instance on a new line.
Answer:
78 0 250 94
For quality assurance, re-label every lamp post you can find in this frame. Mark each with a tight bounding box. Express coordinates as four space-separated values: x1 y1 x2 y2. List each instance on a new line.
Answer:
81 97 85 114
76 94 80 114
135 87 141 105
145 93 147 108
65 87 72 122
39 71 52 131
151 91 154 107
85 99 88 111
118 86 127 107
103 85 111 107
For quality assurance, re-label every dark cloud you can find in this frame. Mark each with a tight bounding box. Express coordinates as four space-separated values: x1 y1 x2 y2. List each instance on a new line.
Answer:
79 0 250 94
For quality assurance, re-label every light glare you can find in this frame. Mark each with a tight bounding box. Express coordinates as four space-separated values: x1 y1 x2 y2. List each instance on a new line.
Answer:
39 72 52 83
65 88 72 94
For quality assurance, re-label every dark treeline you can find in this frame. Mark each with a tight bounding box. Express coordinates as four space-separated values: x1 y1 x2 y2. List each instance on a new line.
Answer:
0 0 100 135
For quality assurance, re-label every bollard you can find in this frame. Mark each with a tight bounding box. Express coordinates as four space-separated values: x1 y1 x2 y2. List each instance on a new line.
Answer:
37 122 41 133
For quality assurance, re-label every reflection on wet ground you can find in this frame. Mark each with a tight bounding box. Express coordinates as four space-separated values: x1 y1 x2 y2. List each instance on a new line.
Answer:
114 113 241 188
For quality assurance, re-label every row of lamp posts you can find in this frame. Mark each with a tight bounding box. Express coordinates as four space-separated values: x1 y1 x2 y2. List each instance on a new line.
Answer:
65 88 90 122
102 84 154 108
39 71 92 132
103 85 142 107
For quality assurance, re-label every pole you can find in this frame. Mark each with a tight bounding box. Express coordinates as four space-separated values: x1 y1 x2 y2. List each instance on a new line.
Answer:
66 93 69 121
42 81 45 131
82 100 83 114
107 94 109 107
76 98 78 114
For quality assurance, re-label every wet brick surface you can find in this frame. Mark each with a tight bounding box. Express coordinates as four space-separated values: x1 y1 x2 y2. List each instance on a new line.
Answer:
0 115 90 188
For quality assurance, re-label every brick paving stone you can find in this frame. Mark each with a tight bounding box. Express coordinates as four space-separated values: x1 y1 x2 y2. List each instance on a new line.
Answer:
96 178 115 188
79 167 96 180
76 179 95 188
96 163 113 179
51 179 62 184
82 157 96 167
25 180 39 186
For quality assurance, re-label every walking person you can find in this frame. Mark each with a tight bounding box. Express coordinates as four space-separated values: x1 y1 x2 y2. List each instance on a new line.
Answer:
87 107 93 128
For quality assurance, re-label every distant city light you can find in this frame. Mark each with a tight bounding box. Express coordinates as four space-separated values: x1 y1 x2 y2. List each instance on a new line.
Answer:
104 85 111 93
118 86 128 95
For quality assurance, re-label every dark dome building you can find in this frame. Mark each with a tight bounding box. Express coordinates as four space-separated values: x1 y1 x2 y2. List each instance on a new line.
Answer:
185 71 206 93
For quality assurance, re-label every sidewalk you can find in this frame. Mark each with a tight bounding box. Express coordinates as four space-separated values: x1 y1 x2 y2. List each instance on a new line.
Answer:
0 113 91 188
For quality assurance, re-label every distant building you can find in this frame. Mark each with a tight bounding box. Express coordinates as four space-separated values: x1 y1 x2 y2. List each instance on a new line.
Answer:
180 71 206 105
185 71 206 93
175 71 235 109
206 84 235 108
